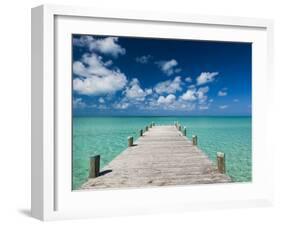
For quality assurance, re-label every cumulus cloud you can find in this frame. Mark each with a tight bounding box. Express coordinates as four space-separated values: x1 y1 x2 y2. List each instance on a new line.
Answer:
156 59 181 76
135 55 152 64
218 91 227 96
197 86 209 104
157 94 176 105
98 97 105 104
196 72 219 85
73 53 127 95
219 105 228 109
181 89 197 101
73 98 86 108
146 95 195 111
113 102 130 109
199 105 209 110
124 78 152 101
180 86 209 103
185 77 192 83
73 36 126 58
98 104 108 110
154 76 183 94
218 88 228 96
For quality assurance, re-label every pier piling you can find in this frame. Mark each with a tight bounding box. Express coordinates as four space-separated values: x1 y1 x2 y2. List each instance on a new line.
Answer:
89 155 100 178
192 135 198 145
128 136 134 147
217 152 226 174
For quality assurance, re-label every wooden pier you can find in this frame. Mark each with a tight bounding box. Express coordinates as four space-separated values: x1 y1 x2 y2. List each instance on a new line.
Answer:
81 124 231 190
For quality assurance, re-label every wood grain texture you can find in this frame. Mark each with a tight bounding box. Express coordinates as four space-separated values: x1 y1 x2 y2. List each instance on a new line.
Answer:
81 125 231 190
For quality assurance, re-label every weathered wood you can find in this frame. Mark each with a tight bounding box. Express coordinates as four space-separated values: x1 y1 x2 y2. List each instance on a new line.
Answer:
217 152 226 174
192 135 198 145
139 129 143 136
89 155 100 178
128 136 133 147
145 126 148 131
82 125 230 189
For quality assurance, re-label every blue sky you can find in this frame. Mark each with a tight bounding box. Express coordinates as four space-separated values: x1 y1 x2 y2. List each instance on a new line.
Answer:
72 35 252 116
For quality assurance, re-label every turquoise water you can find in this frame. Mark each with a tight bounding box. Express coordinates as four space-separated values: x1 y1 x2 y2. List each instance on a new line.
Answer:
73 116 252 190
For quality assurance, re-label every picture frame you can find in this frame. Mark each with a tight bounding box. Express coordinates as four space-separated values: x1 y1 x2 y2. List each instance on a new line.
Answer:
31 4 274 221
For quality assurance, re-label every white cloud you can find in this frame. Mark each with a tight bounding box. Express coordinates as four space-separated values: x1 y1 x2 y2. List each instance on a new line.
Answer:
154 76 182 94
73 36 126 58
98 97 105 104
73 98 86 108
98 105 108 110
135 55 152 64
73 35 93 47
218 88 228 97
181 89 197 101
156 59 181 76
196 72 219 85
197 86 209 104
209 99 214 103
113 102 130 109
180 86 209 103
144 94 195 111
157 94 176 105
185 77 192 83
218 90 227 96
73 53 127 95
199 105 209 110
219 105 228 109
124 78 152 101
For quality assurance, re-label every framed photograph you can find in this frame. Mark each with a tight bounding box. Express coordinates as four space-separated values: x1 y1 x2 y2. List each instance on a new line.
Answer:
31 4 274 221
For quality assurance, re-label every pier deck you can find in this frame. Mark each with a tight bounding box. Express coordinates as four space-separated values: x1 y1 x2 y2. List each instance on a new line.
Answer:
81 125 231 189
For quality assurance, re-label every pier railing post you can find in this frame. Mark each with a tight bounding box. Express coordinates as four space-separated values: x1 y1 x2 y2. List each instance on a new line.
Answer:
145 126 148 131
150 123 152 128
139 129 143 136
128 136 133 147
192 135 198 145
178 125 181 132
217 152 226 174
89 155 100 178
183 127 187 136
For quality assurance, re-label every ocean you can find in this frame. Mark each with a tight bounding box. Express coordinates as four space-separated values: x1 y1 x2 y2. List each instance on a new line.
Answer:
72 116 252 190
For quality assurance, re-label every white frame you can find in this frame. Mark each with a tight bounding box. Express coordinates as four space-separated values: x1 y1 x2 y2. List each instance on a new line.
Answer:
31 4 274 221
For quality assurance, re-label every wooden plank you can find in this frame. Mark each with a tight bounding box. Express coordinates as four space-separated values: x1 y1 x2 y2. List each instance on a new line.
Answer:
81 125 231 190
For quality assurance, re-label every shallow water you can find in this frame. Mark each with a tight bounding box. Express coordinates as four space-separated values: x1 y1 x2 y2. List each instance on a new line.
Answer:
72 116 251 190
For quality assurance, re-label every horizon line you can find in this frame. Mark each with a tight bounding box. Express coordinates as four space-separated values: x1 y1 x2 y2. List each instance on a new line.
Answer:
73 115 252 117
